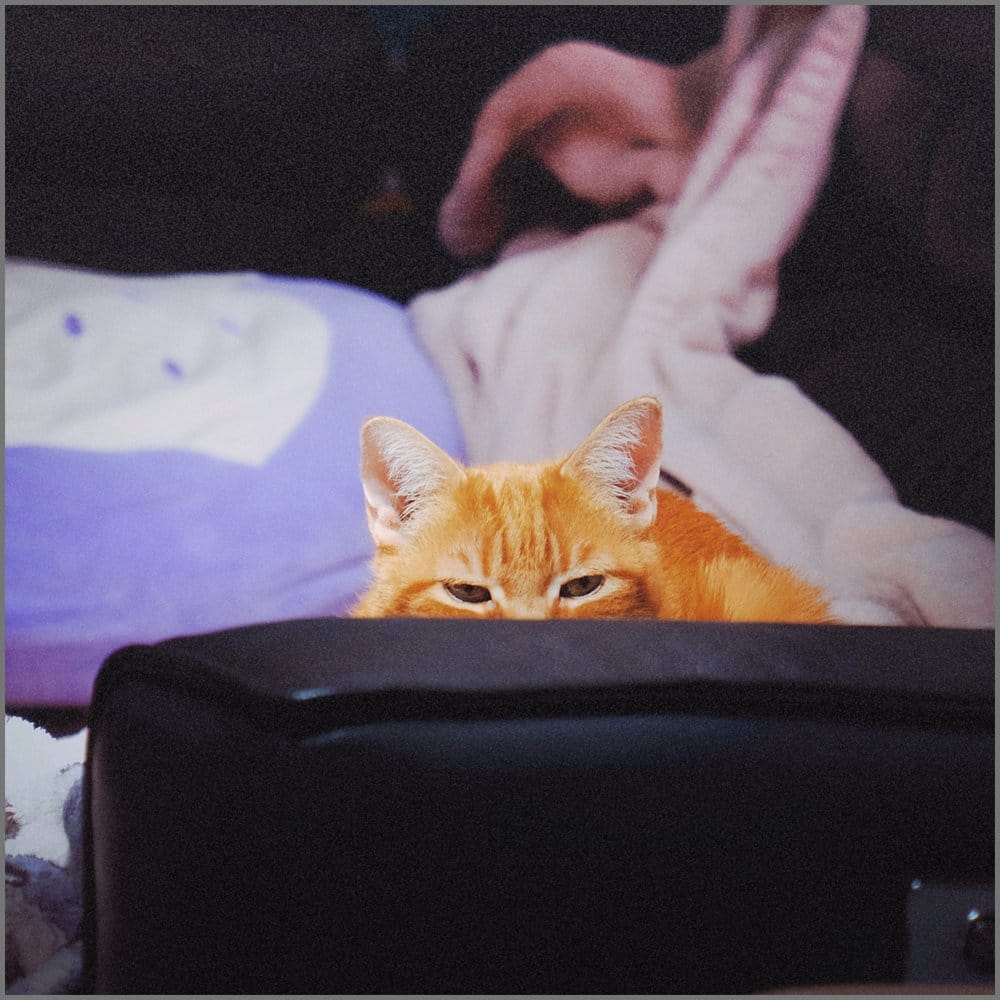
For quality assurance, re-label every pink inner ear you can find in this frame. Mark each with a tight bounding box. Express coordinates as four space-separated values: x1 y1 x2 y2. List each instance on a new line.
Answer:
628 405 663 489
569 398 663 519
611 398 663 496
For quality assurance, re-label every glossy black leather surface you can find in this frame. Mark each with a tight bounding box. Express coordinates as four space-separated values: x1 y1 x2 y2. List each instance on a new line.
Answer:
84 619 993 993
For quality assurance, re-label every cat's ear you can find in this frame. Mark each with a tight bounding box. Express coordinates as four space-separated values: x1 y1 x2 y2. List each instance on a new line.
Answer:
562 396 663 529
359 417 464 548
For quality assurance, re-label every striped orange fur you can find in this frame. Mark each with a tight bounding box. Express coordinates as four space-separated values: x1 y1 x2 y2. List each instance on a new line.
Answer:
351 397 834 623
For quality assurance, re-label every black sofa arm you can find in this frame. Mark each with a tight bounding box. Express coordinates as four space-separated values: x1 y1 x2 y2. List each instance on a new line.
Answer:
83 619 993 994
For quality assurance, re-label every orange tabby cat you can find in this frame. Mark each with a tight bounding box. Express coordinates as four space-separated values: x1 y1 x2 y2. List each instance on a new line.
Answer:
351 396 834 622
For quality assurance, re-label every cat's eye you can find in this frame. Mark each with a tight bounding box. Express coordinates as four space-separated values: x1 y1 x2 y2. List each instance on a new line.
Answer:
444 581 492 604
559 575 605 599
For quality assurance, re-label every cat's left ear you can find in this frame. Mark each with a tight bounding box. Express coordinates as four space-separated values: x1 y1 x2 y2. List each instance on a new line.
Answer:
360 417 464 548
562 396 663 529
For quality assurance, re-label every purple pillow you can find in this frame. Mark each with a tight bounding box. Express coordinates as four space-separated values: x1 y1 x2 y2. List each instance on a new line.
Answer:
5 265 463 705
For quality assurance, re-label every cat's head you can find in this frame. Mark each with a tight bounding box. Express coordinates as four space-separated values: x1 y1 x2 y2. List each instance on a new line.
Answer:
354 396 665 619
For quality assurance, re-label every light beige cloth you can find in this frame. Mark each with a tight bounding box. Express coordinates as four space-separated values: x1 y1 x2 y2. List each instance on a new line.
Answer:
410 5 994 628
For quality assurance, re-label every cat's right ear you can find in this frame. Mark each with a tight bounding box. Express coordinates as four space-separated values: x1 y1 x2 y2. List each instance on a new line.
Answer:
359 417 464 548
562 396 664 529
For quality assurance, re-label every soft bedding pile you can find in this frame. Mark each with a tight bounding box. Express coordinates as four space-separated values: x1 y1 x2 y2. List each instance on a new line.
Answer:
411 4 994 629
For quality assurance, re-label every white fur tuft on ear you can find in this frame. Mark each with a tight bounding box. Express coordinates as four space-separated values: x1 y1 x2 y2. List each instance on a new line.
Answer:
359 417 463 548
562 396 664 528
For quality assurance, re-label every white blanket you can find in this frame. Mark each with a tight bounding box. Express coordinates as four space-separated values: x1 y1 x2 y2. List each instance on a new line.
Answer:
410 5 994 628
5 717 87 995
